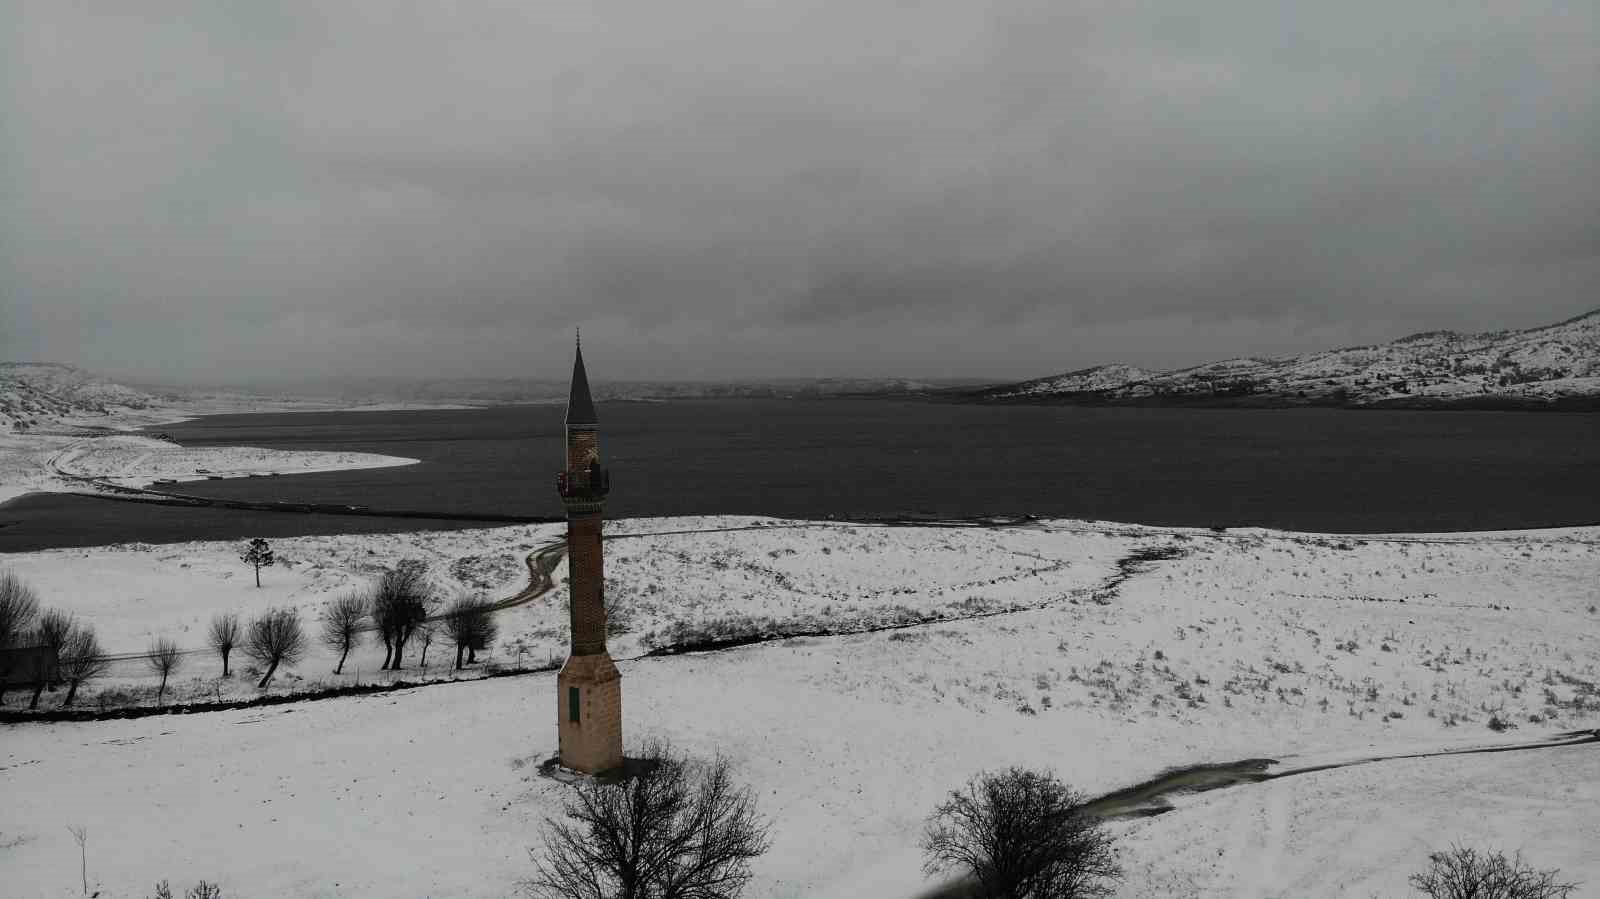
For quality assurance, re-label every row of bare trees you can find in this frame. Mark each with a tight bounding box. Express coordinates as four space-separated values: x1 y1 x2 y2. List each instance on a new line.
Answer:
2 571 111 710
316 564 500 675
3 561 502 710
203 608 309 688
200 608 309 689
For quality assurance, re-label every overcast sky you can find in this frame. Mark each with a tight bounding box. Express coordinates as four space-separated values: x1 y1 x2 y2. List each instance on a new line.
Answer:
3 2 1596 384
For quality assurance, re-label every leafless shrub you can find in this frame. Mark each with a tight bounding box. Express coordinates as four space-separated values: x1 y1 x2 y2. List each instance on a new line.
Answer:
59 625 109 707
1410 845 1578 899
149 881 223 899
922 767 1121 899
525 740 771 899
319 593 366 675
245 609 306 688
372 564 434 670
209 613 240 677
146 636 184 705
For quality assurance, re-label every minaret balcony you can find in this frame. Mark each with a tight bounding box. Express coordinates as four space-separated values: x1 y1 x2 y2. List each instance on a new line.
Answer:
557 468 611 509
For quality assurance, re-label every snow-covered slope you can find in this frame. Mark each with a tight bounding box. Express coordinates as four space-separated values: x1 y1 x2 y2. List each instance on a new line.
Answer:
0 363 159 433
984 309 1600 408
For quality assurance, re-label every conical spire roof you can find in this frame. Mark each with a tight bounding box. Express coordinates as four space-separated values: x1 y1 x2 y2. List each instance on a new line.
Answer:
564 335 598 426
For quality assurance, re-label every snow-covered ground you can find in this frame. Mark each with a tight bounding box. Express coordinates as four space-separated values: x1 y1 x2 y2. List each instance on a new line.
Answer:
3 516 1598 897
0 405 420 510
50 434 417 491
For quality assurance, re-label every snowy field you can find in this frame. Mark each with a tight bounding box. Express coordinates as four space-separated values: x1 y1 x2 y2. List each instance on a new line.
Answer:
3 516 1598 897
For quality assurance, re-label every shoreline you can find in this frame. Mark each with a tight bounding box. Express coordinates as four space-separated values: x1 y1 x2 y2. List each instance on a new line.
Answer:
0 397 438 512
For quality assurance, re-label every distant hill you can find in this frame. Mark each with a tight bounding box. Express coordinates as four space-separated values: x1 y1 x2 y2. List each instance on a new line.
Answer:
977 309 1600 409
0 363 158 432
0 368 976 432
187 376 979 405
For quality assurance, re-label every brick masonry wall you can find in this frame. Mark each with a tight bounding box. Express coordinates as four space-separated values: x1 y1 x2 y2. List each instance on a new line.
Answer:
567 512 607 655
566 427 598 474
557 653 623 774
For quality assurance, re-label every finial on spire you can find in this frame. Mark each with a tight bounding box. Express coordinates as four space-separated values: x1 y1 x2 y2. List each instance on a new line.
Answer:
576 326 581 349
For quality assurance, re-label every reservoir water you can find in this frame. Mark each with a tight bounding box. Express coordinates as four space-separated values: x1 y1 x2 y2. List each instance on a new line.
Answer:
1 400 1595 551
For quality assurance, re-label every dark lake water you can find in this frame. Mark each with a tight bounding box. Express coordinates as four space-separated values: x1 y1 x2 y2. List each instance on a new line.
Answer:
2 400 1596 551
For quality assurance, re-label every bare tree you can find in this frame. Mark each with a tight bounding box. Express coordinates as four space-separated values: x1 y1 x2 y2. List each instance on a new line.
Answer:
319 593 366 675
525 741 771 899
58 625 110 707
444 598 498 670
444 598 474 670
0 569 40 703
376 602 395 670
416 621 436 669
27 608 75 709
0 569 40 648
146 636 184 705
922 768 1122 899
1411 845 1578 899
38 608 73 661
245 608 306 689
68 825 88 896
208 613 240 677
240 538 274 588
371 564 433 670
466 606 498 665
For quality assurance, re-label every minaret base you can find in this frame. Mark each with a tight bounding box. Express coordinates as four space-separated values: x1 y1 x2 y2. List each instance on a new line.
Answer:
557 653 623 775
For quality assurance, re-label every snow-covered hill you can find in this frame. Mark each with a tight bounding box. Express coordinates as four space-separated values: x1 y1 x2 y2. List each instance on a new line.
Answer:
0 363 158 433
983 309 1600 408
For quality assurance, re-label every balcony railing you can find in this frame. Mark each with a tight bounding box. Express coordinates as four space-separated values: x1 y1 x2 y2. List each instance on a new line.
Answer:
557 466 611 500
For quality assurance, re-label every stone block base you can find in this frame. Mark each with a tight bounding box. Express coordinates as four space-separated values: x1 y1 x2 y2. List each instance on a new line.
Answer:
557 653 623 774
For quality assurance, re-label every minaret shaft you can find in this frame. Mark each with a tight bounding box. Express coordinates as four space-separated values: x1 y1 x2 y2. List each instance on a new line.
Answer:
565 488 607 656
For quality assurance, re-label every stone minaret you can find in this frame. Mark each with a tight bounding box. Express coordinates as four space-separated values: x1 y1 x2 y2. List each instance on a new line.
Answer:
555 336 623 774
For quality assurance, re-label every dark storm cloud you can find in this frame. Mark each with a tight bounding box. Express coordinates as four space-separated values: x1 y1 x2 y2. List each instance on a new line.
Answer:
3 1 1596 383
